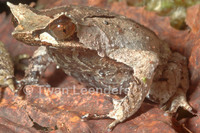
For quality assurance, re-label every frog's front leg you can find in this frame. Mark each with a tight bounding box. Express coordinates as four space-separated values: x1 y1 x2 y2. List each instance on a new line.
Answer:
147 52 192 113
82 81 146 131
107 81 146 130
82 50 158 131
17 46 53 92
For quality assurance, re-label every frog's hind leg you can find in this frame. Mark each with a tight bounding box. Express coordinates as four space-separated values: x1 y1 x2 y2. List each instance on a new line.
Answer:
148 52 192 113
162 87 192 113
16 46 53 92
162 53 192 113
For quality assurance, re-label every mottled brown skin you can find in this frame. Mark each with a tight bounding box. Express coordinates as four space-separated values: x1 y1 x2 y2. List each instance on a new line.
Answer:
7 2 192 131
0 42 15 92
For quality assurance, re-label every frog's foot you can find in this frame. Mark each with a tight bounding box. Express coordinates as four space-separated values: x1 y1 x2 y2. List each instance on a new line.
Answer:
81 99 127 131
82 84 145 131
82 113 109 120
108 94 144 131
162 88 193 114
15 46 53 94
15 77 39 93
81 113 119 132
16 78 51 94
3 76 16 93
81 99 126 131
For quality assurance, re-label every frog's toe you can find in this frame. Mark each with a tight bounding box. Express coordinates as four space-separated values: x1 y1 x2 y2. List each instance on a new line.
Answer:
162 88 193 114
162 98 192 114
16 78 38 92
14 80 26 94
81 113 109 120
81 113 120 131
4 77 16 92
107 119 121 132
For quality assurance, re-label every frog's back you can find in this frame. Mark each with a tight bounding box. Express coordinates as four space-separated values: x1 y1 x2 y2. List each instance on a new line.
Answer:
41 5 116 22
42 5 163 53
42 5 169 61
76 16 163 55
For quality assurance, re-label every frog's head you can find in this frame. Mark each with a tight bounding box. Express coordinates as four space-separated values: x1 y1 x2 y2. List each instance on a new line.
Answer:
7 2 77 47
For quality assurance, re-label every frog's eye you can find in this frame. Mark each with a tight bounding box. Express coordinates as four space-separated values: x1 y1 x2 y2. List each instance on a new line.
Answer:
11 15 19 27
47 15 76 41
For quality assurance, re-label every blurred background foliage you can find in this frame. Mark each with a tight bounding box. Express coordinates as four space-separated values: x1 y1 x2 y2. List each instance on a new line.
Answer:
1 0 200 29
110 0 200 30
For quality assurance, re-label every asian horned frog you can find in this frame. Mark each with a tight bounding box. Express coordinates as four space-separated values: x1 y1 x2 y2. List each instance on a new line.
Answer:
7 2 193 131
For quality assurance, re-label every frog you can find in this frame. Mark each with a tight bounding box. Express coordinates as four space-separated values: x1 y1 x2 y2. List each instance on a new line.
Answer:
0 41 15 92
7 2 193 131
